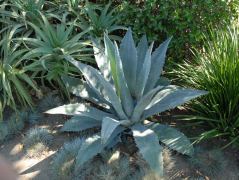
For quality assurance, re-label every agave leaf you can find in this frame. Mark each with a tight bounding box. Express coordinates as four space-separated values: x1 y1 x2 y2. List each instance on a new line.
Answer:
62 75 109 107
150 124 194 156
105 125 125 149
101 117 122 144
135 43 153 99
75 134 104 170
132 124 163 176
104 34 134 117
144 37 172 93
61 116 101 132
61 75 83 95
104 34 119 91
66 56 127 119
156 77 171 86
92 39 112 82
45 103 115 120
143 86 207 119
119 28 137 96
132 85 164 121
136 35 148 77
114 42 134 116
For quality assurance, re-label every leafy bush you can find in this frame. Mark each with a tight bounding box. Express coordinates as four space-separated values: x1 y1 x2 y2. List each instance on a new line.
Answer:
97 0 239 61
176 25 239 146
47 29 206 176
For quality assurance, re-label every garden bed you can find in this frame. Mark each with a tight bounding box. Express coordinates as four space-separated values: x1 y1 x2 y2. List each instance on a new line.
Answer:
1 99 239 180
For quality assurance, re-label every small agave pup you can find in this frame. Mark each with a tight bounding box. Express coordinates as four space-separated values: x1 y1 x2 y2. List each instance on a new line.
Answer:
46 29 207 176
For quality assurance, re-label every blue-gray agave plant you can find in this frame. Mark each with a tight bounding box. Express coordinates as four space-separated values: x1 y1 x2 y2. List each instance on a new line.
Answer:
46 29 207 176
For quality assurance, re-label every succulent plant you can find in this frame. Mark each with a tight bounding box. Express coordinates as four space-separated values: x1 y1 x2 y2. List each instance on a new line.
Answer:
47 29 207 176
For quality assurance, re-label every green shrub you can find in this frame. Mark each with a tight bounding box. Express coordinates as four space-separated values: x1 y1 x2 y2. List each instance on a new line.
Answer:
47 29 206 176
176 25 239 146
97 0 239 61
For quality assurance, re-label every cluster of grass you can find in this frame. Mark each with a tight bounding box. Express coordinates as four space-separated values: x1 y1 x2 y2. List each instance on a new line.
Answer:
0 112 27 143
176 25 239 146
23 127 53 157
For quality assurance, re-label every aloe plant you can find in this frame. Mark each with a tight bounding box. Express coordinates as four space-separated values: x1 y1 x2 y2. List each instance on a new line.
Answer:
19 13 92 93
74 2 126 40
47 29 207 176
0 26 39 119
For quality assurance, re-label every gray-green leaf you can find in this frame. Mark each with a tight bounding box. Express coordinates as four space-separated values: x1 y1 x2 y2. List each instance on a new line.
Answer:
135 43 153 99
132 124 163 176
150 124 194 156
75 135 104 170
61 116 101 132
119 28 137 96
66 56 127 119
101 117 122 144
45 103 114 120
143 86 207 119
144 37 172 93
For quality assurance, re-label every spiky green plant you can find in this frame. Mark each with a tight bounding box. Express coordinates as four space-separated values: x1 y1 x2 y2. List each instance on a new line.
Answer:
47 29 207 176
12 0 45 17
19 13 92 93
0 26 39 119
74 2 126 40
0 0 45 27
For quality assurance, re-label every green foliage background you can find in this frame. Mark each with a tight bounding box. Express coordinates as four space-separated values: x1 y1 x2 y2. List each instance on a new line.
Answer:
95 0 239 61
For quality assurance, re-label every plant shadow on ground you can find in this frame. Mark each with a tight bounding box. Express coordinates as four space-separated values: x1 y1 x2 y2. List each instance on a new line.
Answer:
1 106 239 180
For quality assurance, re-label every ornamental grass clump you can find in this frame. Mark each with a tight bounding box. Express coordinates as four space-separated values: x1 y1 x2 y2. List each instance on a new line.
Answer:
23 127 53 157
47 29 207 176
176 25 239 146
